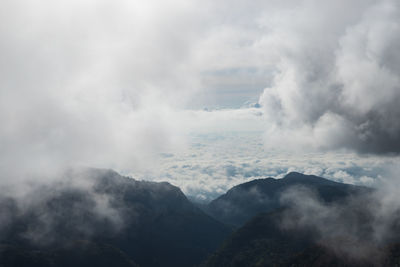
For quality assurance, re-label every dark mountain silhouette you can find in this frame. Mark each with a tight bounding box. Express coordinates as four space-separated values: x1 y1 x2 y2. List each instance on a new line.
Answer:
0 168 231 267
204 210 315 267
279 242 400 267
206 172 369 226
204 209 400 267
204 173 400 267
1 170 397 267
0 241 139 267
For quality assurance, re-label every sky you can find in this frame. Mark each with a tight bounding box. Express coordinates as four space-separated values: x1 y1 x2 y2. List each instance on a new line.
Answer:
1 0 400 201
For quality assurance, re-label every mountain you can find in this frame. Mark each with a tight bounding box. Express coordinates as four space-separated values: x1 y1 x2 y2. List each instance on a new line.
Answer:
204 210 315 267
0 241 139 267
204 207 400 267
205 210 400 267
0 168 231 267
204 173 400 267
206 172 369 226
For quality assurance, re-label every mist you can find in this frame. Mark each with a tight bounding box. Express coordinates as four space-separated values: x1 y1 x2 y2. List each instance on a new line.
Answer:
279 169 400 264
1 1 400 265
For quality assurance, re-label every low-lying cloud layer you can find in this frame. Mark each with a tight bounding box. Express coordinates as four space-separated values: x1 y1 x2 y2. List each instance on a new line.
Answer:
140 117 395 202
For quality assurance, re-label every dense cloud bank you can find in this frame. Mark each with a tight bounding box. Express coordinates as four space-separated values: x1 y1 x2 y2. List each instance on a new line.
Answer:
149 130 392 202
259 0 400 154
1 0 399 186
0 0 206 178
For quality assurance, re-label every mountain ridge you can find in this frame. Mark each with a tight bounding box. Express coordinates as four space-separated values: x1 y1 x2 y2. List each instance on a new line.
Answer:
0 168 232 267
206 172 370 226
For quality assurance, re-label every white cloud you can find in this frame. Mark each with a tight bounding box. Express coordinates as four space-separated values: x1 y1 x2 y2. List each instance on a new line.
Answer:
129 110 397 202
258 0 400 154
1 0 399 194
0 0 210 179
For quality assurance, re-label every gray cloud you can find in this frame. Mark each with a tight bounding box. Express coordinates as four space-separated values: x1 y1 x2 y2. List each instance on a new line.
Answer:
258 0 400 154
1 0 399 192
0 0 281 181
0 0 212 179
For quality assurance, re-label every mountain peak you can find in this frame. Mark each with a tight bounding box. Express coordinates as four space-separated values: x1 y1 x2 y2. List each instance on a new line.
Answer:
282 172 338 185
206 172 367 226
284 171 306 178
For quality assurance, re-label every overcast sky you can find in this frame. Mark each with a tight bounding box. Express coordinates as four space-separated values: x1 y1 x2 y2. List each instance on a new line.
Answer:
1 0 400 199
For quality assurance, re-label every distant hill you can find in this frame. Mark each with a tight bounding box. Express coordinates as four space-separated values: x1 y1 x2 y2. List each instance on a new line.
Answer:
206 172 369 226
0 168 231 267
